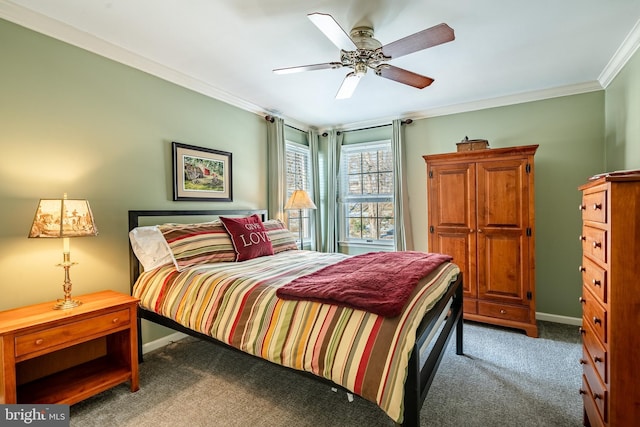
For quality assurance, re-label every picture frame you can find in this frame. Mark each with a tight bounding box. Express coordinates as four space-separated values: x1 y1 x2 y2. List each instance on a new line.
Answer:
172 141 232 201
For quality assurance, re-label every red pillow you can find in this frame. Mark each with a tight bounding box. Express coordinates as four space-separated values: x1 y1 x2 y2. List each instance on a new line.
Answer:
220 214 274 261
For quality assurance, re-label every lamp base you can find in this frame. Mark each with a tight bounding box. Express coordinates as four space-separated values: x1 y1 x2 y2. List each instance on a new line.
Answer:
54 298 82 310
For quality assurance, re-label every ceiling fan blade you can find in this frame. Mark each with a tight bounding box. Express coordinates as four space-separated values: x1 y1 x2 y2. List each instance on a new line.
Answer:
381 23 454 59
375 65 434 89
336 72 362 99
273 62 343 74
307 12 356 51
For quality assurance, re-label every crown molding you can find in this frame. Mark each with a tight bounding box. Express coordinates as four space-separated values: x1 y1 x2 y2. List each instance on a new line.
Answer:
599 18 640 88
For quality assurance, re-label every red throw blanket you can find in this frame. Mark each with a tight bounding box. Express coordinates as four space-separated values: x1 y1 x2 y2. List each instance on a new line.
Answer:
276 251 452 317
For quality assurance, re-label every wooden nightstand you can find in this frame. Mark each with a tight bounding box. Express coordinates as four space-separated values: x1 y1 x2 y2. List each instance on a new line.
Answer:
0 290 139 404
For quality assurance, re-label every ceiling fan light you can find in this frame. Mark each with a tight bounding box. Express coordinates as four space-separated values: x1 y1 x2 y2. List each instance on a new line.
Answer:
336 72 361 99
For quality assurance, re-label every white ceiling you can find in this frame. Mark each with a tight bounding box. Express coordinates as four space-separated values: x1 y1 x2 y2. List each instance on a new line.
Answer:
2 0 640 130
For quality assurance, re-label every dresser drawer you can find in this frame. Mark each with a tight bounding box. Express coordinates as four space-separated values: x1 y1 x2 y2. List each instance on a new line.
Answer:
581 226 607 264
15 309 130 358
581 189 607 223
581 375 605 427
477 301 529 323
582 297 607 344
583 359 608 423
582 325 607 383
580 256 607 304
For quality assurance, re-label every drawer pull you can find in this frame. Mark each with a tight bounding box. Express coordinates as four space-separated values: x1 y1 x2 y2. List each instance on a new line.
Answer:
579 327 586 335
579 359 587 365
592 241 601 248
578 297 586 304
34 338 44 346
594 356 603 363
593 393 603 400
592 203 602 210
578 204 586 211
499 309 507 314
579 388 587 395
578 235 586 242
592 279 601 287
578 265 585 272
593 316 601 325
112 318 120 324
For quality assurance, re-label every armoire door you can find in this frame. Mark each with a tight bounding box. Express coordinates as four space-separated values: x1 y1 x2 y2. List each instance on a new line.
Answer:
427 162 477 313
475 158 531 307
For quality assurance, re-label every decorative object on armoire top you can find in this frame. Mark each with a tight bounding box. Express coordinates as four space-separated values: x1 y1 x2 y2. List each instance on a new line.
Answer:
456 136 490 152
28 193 98 309
284 189 317 250
424 145 538 337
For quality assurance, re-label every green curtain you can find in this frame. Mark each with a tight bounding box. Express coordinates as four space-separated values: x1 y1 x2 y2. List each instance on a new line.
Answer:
267 116 286 221
308 129 321 251
392 119 414 251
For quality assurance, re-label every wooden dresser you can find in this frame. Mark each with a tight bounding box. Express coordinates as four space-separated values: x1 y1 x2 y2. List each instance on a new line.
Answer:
578 173 640 426
424 145 538 337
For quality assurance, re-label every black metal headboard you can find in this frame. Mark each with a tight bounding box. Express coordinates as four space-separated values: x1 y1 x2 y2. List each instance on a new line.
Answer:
128 209 268 292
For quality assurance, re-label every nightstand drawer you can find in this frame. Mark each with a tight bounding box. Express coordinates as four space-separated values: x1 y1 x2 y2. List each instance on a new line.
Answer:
15 308 130 358
478 301 529 323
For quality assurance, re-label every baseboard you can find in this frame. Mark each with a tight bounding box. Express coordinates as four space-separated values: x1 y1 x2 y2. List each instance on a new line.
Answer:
142 331 188 354
536 312 582 326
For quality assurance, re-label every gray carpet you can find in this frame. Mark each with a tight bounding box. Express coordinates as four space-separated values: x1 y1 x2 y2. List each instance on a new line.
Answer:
70 321 583 427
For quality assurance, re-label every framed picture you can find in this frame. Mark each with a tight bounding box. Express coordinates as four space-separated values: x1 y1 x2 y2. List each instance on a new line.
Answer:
172 141 232 201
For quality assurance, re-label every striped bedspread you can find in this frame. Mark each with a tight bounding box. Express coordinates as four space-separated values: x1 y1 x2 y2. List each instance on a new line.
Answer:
133 250 460 423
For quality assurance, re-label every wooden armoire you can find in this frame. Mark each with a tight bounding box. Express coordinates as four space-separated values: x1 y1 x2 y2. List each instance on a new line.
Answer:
423 145 538 337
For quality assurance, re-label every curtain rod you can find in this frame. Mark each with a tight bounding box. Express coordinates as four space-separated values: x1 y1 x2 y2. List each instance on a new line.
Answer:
265 115 307 134
321 119 413 137
265 115 413 136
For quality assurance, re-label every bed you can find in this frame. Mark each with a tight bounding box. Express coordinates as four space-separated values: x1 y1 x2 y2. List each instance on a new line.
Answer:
128 209 463 427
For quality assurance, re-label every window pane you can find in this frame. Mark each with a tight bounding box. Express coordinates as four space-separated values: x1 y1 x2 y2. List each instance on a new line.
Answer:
348 174 361 195
379 172 393 194
348 217 362 239
362 174 378 194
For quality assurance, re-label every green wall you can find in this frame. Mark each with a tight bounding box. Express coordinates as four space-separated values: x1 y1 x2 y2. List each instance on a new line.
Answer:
405 93 605 319
605 48 640 171
0 19 268 342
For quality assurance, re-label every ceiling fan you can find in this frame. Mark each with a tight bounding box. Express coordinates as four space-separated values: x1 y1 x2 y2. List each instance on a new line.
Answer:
273 13 455 99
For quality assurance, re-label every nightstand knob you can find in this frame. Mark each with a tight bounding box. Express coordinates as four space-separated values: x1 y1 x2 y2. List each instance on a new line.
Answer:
112 318 120 324
593 316 601 325
578 235 586 242
592 203 602 210
592 241 601 248
578 204 586 211
578 297 586 304
499 309 507 314
35 338 44 346
578 265 586 272
592 279 601 287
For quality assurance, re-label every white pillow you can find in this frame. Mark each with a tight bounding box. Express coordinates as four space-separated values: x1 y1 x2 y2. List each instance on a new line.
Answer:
129 226 176 271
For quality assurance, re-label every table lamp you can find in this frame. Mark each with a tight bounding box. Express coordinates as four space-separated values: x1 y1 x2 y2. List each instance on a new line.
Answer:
28 193 98 309
284 189 317 250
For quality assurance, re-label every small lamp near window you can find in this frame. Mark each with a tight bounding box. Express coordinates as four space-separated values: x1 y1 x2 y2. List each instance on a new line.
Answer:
284 189 317 250
28 194 98 309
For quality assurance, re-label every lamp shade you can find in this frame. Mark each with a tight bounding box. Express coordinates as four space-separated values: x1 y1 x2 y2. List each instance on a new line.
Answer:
29 197 98 238
284 190 317 210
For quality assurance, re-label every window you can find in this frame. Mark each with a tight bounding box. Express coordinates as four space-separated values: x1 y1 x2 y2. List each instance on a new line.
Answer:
340 141 394 246
285 141 313 246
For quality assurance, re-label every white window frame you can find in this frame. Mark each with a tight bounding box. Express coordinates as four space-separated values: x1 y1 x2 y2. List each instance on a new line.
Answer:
339 140 394 249
285 141 314 248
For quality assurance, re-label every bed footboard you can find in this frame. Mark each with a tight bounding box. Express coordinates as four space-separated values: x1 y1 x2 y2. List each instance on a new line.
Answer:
402 273 463 427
